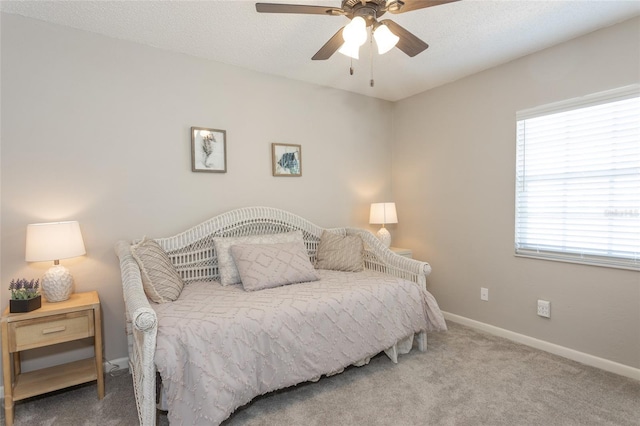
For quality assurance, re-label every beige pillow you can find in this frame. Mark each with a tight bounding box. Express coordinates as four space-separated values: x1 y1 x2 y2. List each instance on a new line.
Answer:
130 237 183 303
231 241 319 291
213 231 305 286
314 231 364 272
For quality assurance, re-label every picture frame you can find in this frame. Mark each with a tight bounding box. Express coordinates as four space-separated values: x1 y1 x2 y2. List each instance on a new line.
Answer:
191 127 227 173
272 143 302 177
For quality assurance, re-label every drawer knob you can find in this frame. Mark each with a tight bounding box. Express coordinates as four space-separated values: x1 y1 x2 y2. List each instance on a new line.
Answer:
42 326 66 334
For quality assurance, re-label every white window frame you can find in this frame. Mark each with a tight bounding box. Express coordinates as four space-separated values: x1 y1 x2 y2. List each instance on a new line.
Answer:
515 85 640 271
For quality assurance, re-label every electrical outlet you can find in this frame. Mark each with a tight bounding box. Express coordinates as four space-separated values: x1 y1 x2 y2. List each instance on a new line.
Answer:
480 287 489 301
537 300 551 318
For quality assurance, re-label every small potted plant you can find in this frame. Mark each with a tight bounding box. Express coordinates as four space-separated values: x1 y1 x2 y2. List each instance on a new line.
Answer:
9 278 41 313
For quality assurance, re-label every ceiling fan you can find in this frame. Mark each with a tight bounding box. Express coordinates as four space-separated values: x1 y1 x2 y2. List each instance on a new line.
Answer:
255 1 459 60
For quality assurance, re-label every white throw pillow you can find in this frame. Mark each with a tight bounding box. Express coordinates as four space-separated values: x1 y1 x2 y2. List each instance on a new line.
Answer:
130 237 184 303
314 230 364 272
230 241 319 291
213 230 305 286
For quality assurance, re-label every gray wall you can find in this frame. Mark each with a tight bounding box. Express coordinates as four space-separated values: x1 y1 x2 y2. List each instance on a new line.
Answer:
392 17 640 369
0 13 393 372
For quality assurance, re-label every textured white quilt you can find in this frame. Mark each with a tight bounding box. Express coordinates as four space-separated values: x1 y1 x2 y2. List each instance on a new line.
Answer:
151 269 447 425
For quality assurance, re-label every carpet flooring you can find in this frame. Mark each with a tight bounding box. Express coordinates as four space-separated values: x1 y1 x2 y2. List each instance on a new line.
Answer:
2 322 638 425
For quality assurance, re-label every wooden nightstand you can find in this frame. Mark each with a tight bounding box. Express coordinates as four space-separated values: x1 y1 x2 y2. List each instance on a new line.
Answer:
390 247 413 259
1 291 104 426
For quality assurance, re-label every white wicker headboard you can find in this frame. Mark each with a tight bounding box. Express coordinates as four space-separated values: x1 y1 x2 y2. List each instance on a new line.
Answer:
146 206 429 285
151 206 336 283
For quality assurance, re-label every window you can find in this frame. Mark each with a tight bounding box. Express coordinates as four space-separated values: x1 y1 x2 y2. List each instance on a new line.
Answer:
515 85 640 270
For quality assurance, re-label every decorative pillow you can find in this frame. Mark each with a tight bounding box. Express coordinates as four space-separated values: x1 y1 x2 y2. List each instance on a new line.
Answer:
314 230 364 272
213 231 305 286
230 241 320 291
130 237 183 304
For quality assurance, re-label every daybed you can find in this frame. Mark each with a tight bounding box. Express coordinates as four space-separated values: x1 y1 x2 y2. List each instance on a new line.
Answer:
115 206 446 425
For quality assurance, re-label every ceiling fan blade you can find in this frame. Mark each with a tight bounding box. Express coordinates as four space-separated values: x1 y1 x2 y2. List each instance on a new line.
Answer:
387 0 460 14
381 20 429 57
312 27 345 60
256 3 342 15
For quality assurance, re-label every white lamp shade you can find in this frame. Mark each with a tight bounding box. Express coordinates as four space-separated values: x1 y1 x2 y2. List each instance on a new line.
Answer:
25 221 86 262
373 24 399 54
342 16 367 46
339 16 367 59
338 41 361 59
369 202 398 225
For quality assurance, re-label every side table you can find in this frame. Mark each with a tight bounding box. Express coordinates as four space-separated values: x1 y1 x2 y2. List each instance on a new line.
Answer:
390 247 413 259
1 291 104 425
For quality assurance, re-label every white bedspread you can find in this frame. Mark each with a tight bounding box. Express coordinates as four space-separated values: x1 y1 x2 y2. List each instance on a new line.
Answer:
151 269 447 425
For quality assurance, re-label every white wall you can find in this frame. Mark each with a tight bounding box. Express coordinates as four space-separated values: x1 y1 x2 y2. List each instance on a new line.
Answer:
0 13 393 372
393 17 640 369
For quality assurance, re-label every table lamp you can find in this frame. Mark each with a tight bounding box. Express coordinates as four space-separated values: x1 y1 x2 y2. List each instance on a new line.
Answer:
369 202 398 248
25 221 86 302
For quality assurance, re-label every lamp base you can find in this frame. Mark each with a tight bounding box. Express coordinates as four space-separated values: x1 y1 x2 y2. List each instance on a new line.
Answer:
42 264 73 302
376 227 392 248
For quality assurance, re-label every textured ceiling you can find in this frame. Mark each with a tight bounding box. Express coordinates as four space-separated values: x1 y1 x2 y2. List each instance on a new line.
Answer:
2 0 639 101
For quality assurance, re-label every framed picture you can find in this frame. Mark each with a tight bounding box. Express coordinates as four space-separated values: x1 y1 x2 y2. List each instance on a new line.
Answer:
272 143 302 177
191 127 226 173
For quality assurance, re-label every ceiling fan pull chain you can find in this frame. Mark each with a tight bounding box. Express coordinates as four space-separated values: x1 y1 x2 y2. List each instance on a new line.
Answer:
370 28 374 87
350 57 354 75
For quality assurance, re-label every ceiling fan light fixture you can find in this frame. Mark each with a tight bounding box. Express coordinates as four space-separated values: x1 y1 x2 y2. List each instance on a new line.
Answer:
373 23 399 54
342 16 367 47
257 0 446 61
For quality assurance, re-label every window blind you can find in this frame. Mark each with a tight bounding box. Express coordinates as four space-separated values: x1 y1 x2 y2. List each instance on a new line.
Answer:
515 85 640 270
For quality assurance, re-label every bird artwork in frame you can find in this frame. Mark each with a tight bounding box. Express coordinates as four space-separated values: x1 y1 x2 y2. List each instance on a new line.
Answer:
191 127 227 173
272 143 302 177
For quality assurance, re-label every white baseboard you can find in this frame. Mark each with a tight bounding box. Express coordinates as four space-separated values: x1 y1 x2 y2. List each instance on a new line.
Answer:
0 357 130 399
104 356 131 374
443 311 640 381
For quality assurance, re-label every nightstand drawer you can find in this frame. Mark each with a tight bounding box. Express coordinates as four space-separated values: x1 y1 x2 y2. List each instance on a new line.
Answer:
9 310 95 352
